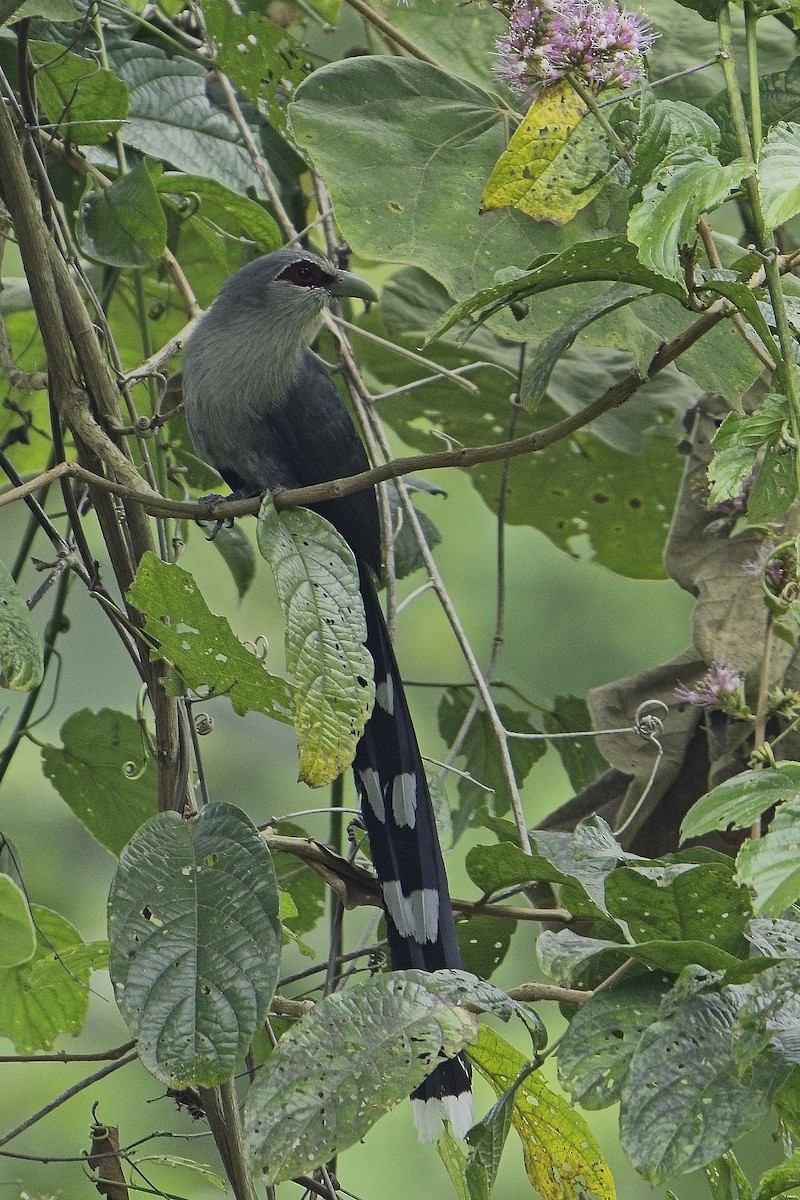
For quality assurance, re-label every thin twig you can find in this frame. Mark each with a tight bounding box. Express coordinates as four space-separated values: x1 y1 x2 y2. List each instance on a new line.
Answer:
341 0 439 64
0 1051 138 1148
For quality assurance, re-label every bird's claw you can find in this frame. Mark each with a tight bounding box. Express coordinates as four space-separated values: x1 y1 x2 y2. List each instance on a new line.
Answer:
196 493 233 541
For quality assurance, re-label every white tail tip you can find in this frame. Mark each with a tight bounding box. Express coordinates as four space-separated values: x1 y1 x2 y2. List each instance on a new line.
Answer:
411 1091 475 1143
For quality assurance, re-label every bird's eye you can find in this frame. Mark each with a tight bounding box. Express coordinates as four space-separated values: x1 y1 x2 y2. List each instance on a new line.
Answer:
277 260 332 289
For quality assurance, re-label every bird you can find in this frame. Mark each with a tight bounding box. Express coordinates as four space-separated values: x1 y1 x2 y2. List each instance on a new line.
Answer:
181 245 473 1142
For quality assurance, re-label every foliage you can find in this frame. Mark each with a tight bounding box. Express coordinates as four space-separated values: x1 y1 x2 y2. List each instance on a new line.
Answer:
4 0 800 1197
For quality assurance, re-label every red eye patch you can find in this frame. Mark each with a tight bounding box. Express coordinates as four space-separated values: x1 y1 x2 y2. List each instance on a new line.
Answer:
277 260 334 288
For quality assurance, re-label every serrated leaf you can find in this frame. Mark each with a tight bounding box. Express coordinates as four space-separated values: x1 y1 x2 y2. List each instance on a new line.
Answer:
558 976 668 1109
631 98 721 192
681 764 800 842
77 161 167 268
628 149 750 283
127 552 294 724
733 962 800 1069
108 802 281 1088
0 906 89 1051
40 708 157 855
0 875 35 968
256 501 374 788
747 917 800 959
749 444 797 522
756 1152 800 1200
0 556 43 691
29 41 128 145
620 969 789 1180
708 395 793 509
737 798 800 916
481 81 608 224
271 821 326 937
467 1025 615 1200
242 970 479 1183
537 928 627 985
758 122 800 231
465 840 606 922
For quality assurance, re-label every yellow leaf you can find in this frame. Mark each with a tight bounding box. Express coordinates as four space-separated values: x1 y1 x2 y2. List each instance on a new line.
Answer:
467 1026 615 1200
482 81 608 224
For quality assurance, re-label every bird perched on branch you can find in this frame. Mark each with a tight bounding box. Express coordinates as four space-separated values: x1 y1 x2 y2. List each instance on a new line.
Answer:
181 246 473 1141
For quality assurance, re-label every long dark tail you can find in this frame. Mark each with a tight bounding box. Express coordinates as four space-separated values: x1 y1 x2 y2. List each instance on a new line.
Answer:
353 561 473 1142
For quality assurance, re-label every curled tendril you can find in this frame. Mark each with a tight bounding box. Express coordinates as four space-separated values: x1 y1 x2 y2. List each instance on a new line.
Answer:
245 635 270 662
613 699 668 839
122 758 147 781
194 711 214 736
633 698 668 740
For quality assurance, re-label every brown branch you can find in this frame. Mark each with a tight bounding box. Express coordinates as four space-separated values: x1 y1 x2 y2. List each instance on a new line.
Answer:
262 831 570 921
342 0 440 64
506 982 590 1005
0 1041 136 1064
0 302 727 522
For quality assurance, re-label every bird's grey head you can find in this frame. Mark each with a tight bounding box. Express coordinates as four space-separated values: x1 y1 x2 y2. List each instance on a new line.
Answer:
211 247 377 354
181 247 377 481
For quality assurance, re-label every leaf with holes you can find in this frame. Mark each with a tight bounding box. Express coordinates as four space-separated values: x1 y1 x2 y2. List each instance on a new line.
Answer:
620 968 790 1180
481 81 609 224
558 976 669 1109
108 803 281 1088
468 1025 615 1200
243 971 479 1183
128 553 294 724
457 914 516 981
465 840 607 922
257 500 374 788
203 0 307 132
41 709 157 856
604 862 752 955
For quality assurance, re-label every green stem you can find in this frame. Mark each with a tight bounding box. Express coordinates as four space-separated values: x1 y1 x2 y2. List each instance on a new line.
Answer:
566 73 635 169
718 1 800 480
744 0 762 153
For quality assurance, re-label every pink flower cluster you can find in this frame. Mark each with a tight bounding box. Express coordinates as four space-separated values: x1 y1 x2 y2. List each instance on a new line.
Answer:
675 663 746 709
495 0 655 98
